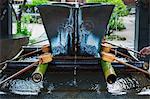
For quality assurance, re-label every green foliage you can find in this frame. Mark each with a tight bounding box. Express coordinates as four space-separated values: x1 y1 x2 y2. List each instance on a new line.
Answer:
16 22 32 37
87 0 129 16
106 34 126 41
32 0 48 5
29 38 37 44
16 21 21 34
17 25 32 36
21 14 32 24
109 15 126 31
87 0 129 31
16 14 32 37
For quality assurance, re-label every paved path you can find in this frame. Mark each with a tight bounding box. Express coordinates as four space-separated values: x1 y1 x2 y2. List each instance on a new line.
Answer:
111 15 135 49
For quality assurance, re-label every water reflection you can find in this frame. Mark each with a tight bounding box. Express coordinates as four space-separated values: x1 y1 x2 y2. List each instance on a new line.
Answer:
50 8 100 56
51 9 74 56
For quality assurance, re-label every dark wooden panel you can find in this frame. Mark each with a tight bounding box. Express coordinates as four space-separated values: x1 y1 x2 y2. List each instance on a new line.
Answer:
0 0 12 39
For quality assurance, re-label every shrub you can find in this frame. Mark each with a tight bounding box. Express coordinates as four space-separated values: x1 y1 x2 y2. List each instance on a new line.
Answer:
16 14 32 37
32 0 48 5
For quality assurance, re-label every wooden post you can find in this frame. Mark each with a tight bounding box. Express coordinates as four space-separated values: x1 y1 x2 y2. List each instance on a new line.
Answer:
135 0 150 62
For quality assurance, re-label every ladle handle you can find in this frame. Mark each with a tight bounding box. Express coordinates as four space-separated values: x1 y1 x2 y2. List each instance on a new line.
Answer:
110 49 136 61
104 41 141 55
0 61 39 85
116 60 150 76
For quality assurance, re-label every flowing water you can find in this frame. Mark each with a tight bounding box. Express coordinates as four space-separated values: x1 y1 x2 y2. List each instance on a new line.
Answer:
107 77 139 95
0 56 149 98
0 71 150 99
